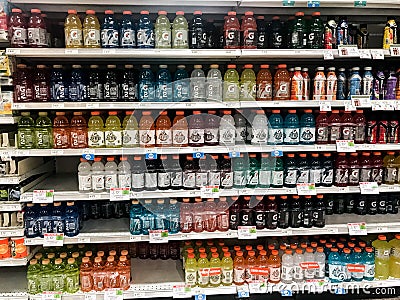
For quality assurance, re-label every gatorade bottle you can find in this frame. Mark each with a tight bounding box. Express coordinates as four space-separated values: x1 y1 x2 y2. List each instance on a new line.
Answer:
371 152 383 184
268 110 284 145
221 252 234 286
64 10 82 48
273 64 290 100
155 11 171 49
174 65 190 102
104 112 122 148
256 65 272 101
284 154 297 188
122 111 139 148
348 153 360 186
335 153 349 187
120 65 137 101
139 65 155 102
313 67 326 100
70 112 88 149
389 235 400 278
18 112 35 149
156 111 172 147
291 12 306 49
284 110 300 145
218 110 234 146
290 67 303 101
337 68 347 100
139 111 155 148
246 154 259 188
78 158 92 192
131 156 145 191
172 111 188 147
256 16 266 49
297 153 310 184
209 252 222 287
348 67 362 99
240 65 256 101
340 111 354 140
88 111 104 148
383 17 397 49
35 112 52 149
189 111 204 146
9 8 27 47
269 16 283 48
337 16 350 45
87 65 103 101
206 64 222 102
197 252 210 287
271 155 284 188
69 65 87 102
359 152 372 182
172 11 189 49
233 251 246 285
190 65 206 102
233 154 247 188
309 153 322 185
120 11 136 48
224 12 240 49
105 157 118 190
234 110 246 144
384 151 397 184
372 235 390 280
101 10 119 48
385 70 397 100
326 67 337 100
301 68 310 100
118 156 132 188
313 195 326 228
251 110 268 145
223 65 240 101
328 110 341 143
190 11 206 49
14 64 33 102
299 110 316 144
92 157 105 192
308 12 324 49
83 10 101 48
50 65 67 102
185 253 197 287
241 11 257 49
27 259 41 294
53 112 70 149
156 65 173 102
316 111 329 144
104 65 119 102
28 9 47 47
65 202 80 237
220 156 234 189
33 65 50 102
137 11 155 48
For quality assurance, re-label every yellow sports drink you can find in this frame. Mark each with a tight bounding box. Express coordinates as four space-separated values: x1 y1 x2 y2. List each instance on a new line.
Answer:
83 10 100 48
104 111 122 148
64 9 83 48
223 64 240 102
221 252 233 286
372 235 390 280
197 253 210 288
384 151 397 185
185 253 197 287
240 64 256 101
389 234 400 278
122 111 139 148
88 111 104 148
209 252 221 287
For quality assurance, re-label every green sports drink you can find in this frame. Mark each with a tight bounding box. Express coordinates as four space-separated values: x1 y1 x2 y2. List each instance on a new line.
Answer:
65 258 80 293
172 11 188 48
104 111 122 148
35 111 53 149
197 253 210 288
240 64 257 101
27 259 41 294
185 253 197 287
223 64 240 101
52 258 66 292
122 111 139 147
17 112 35 149
155 11 171 48
221 252 233 286
40 258 54 292
88 111 105 148
209 252 222 287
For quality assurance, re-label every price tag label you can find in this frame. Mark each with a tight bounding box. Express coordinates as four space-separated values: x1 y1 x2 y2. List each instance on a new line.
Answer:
33 189 54 203
271 149 283 157
307 0 320 7
86 103 100 109
354 0 366 6
110 187 131 201
145 152 157 160
6 48 21 55
359 182 379 194
248 281 268 294
338 45 360 57
82 153 95 161
344 101 357 111
296 183 317 195
238 226 257 239
371 49 385 60
78 237 91 243
102 49 117 55
323 50 334 60
149 230 169 243
51 103 65 109
351 95 371 107
51 149 64 156
229 151 240 158
104 289 123 300
193 152 205 159
348 222 368 235
372 101 387 111
13 103 26 109
43 233 64 247
172 284 192 298
281 290 293 297
84 293 97 300
64 49 79 55
237 285 250 298
336 140 356 152
200 186 220 198
390 45 400 56
42 292 62 300
359 49 372 59
319 101 332 112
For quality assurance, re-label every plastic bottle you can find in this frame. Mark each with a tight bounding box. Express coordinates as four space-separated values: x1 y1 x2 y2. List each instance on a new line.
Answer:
92 157 105 192
158 155 171 190
139 111 155 148
220 155 234 189
69 65 87 102
78 158 92 192
35 111 53 149
83 10 101 48
335 153 349 187
337 16 350 45
256 65 272 101
219 110 235 146
206 64 222 102
104 112 122 148
27 259 41 294
174 65 190 102
315 247 326 279
104 157 118 190
53 112 70 149
190 11 206 49
251 110 268 145
50 65 67 102
28 9 47 47
348 67 362 99
144 159 158 191
40 259 53 291
384 151 397 184
292 248 304 282
245 154 259 188
120 11 136 48
87 65 103 101
313 67 326 100
87 111 104 148
223 65 240 101
130 200 143 235
385 70 397 100
64 9 82 48
364 247 375 281
240 64 256 101
190 65 206 102
340 110 354 140
302 68 310 100
188 111 204 146
209 252 222 287
137 11 155 48
315 111 329 144
155 65 172 102
372 235 390 280
92 256 106 291
290 67 303 101
197 252 210 287
224 12 240 49
353 109 366 143
233 154 247 188
154 11 171 49
121 111 138 148
328 248 344 282
172 111 188 147
183 155 196 190
299 110 315 144
268 110 284 145
14 64 33 102
308 12 324 48
155 111 172 147
185 253 197 287
172 11 188 49
273 64 290 100
65 202 79 237
234 111 246 144
241 11 257 49
80 257 93 292
271 155 284 188
33 65 50 102
283 110 300 145
204 110 220 147
17 112 35 149
9 8 27 47
221 252 234 286
138 65 155 102
233 251 246 285
64 258 79 293
118 256 131 290
383 17 397 49
389 235 400 278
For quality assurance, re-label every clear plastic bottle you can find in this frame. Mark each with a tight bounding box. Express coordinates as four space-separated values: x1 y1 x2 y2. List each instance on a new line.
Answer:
27 259 41 294
219 110 235 146
78 158 92 193
206 64 222 102
70 112 88 149
80 257 93 292
172 11 188 49
53 111 70 149
83 10 101 48
105 111 122 148
155 11 171 48
92 157 105 192
18 112 35 149
104 157 118 190
240 64 257 101
118 156 132 188
251 110 268 145
64 9 83 48
190 65 206 102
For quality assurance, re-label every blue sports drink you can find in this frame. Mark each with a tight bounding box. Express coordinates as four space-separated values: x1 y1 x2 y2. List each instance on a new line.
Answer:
362 67 373 98
120 11 136 48
38 203 52 237
173 65 190 102
341 248 352 282
24 203 39 238
68 65 87 101
156 64 173 102
52 202 65 234
167 199 180 234
337 68 347 100
50 65 67 101
284 110 300 145
348 67 362 99
137 11 155 48
328 248 344 283
268 109 284 145
130 200 143 235
64 201 79 237
104 65 119 101
101 10 119 48
139 65 155 102
299 109 315 145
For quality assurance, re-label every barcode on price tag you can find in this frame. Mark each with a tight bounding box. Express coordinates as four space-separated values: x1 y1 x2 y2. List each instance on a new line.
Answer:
238 226 257 239
348 222 367 235
104 289 123 300
149 230 169 243
359 182 379 194
43 233 64 247
296 183 317 195
336 140 356 152
110 187 131 201
33 190 54 203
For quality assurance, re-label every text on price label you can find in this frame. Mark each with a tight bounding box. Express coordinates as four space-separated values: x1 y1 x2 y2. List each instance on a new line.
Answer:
110 187 131 201
42 292 62 300
33 190 54 203
348 222 368 235
338 45 359 57
238 226 257 239
104 289 123 300
336 140 356 152
359 182 379 194
149 230 169 243
43 233 64 247
296 183 317 195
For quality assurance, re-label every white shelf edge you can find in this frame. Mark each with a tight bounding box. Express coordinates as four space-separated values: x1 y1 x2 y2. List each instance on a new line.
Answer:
0 227 24 238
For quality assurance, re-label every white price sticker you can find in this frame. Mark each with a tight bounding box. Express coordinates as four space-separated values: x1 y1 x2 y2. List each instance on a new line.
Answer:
78 237 91 243
359 49 372 59
336 140 356 152
323 50 334 60
102 49 117 55
296 183 317 195
338 45 360 57
110 187 131 201
348 222 367 235
248 281 268 294
43 233 64 247
371 49 385 60
351 95 371 107
200 186 220 198
86 103 100 109
344 101 357 111
64 49 79 55
319 101 332 112
84 293 97 300
33 190 54 203
173 284 192 298
42 292 62 300
51 103 65 109
6 48 21 55
359 182 379 194
104 289 123 300
238 226 257 239
149 230 169 243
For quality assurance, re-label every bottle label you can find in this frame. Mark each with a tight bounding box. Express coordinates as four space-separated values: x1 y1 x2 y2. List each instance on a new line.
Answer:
185 270 197 285
322 168 333 184
252 128 268 144
171 171 183 187
28 27 47 46
84 28 100 46
209 171 221 186
205 128 219 144
300 127 316 143
35 131 51 148
18 131 34 148
78 174 92 191
196 171 208 187
156 29 171 47
360 168 371 182
105 174 118 189
268 128 283 144
92 174 105 191
281 265 293 282
173 30 188 47
198 268 210 285
269 266 281 282
341 126 354 140
233 267 245 284
246 170 259 186
316 126 329 142
122 129 139 147
243 29 257 47
326 78 337 100
132 173 145 189
156 129 172 145
225 29 240 47
276 81 290 98
297 169 310 184
189 129 204 144
16 83 32 102
257 82 272 100
259 170 271 187
88 130 105 147
207 79 222 101
121 29 136 47
174 79 190 101
335 169 349 184
65 28 82 47
240 82 256 100
121 82 137 100
272 170 283 186
349 168 360 184
104 83 119 100
118 173 132 188
158 172 171 188
173 129 189 146
329 264 344 281
235 126 247 143
293 265 304 281
137 29 155 47
221 269 233 285
33 82 49 101
309 169 321 184
139 83 154 101
284 128 299 144
385 167 397 183
145 173 157 188
51 83 67 101
284 169 297 185
209 268 221 285
105 130 122 147
219 128 235 145
88 83 103 100
54 130 69 148
221 171 233 188
313 79 326 100
11 27 27 46
330 125 341 141
233 170 247 186
224 82 239 100
139 129 156 146
183 172 196 188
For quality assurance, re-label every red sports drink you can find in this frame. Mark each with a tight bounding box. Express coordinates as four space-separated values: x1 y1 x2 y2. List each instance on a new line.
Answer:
328 110 341 143
359 152 372 182
70 112 88 148
14 64 33 102
348 153 360 186
256 65 272 101
53 112 70 149
316 111 329 144
224 11 240 49
180 198 193 233
241 11 257 49
377 116 388 144
193 197 204 233
340 111 354 140
371 152 383 185
388 113 399 144
9 8 27 47
353 109 366 144
28 9 47 47
32 65 50 102
216 197 230 232
334 153 349 187
366 112 378 144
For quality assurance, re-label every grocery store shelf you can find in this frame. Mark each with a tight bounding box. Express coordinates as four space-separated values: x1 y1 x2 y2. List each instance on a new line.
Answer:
0 202 23 212
0 116 18 124
0 247 39 267
240 0 400 9
23 213 400 245
0 160 54 185
0 267 28 299
0 227 24 238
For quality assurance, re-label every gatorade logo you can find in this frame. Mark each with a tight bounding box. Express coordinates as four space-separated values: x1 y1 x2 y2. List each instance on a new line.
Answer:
70 29 78 39
227 31 235 40
272 214 278 221
242 215 249 222
89 30 96 39
379 201 385 207
176 31 184 40
14 28 22 38
228 84 236 93
308 32 315 41
259 34 265 43
162 32 170 41
371 201 377 208
279 83 288 92
256 214 263 221
248 32 255 41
